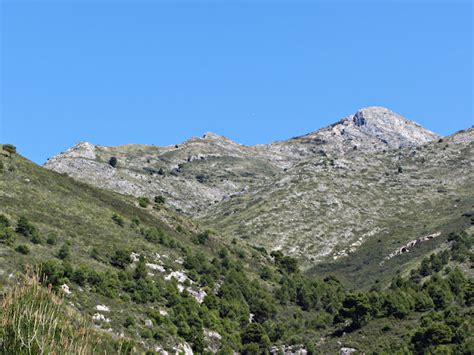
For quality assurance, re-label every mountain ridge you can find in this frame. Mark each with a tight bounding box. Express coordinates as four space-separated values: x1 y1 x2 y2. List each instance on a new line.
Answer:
42 108 472 267
44 107 441 213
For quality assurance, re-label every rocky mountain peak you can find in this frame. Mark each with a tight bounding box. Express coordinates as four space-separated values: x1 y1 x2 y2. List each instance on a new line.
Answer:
48 141 97 162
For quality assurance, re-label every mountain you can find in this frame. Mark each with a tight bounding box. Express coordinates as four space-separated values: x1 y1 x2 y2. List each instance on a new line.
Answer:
2 144 474 354
44 107 438 215
43 107 462 268
2 105 474 353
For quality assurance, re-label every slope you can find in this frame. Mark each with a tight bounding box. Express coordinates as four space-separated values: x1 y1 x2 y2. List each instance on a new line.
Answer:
201 129 473 268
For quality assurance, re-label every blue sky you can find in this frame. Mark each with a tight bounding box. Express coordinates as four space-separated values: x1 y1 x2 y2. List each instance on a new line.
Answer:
1 1 472 164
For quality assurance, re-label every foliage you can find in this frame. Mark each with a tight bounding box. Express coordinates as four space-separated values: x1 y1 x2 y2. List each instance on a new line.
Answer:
138 197 150 208
15 244 30 255
112 213 125 227
2 144 16 154
109 156 118 168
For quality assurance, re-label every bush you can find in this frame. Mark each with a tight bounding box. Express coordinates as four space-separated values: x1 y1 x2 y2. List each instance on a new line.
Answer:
109 157 117 168
0 215 15 245
154 195 166 205
0 227 15 245
46 232 58 245
57 244 71 260
2 144 16 154
0 214 10 228
138 197 150 208
194 230 210 245
15 216 39 239
110 249 131 269
15 244 30 255
112 213 124 227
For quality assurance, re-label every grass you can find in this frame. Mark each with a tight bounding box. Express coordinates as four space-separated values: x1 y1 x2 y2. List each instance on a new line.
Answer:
0 270 131 354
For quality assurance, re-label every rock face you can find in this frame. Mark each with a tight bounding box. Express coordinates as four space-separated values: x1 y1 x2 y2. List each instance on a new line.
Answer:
267 106 439 159
43 107 472 265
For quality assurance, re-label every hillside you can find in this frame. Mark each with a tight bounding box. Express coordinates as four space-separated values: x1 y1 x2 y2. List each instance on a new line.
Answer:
1 139 474 353
0 147 282 352
203 129 474 267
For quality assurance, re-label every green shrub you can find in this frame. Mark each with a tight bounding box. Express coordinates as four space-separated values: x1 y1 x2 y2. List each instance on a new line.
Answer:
2 144 16 154
0 214 10 228
15 216 39 239
0 215 15 245
112 213 124 227
46 232 58 245
138 197 150 208
0 227 15 245
194 230 210 245
110 249 131 269
109 156 118 168
57 244 71 260
154 195 166 205
15 244 30 255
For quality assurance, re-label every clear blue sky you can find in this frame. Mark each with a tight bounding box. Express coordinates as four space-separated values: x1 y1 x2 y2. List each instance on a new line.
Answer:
1 1 472 164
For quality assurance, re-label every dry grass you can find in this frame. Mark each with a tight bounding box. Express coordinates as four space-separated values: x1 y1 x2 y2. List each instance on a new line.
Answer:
0 271 118 354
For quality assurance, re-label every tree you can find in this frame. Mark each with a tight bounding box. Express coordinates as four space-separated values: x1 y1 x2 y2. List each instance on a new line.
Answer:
412 323 453 352
109 157 117 168
241 323 270 351
339 292 372 329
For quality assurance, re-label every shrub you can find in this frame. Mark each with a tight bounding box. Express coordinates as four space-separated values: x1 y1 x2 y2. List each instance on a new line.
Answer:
138 197 150 208
15 216 38 238
194 230 210 245
109 157 118 168
0 227 15 245
0 215 15 245
15 244 30 255
2 144 16 154
112 213 124 227
0 214 10 228
46 232 58 245
154 195 166 205
110 249 131 269
57 244 71 260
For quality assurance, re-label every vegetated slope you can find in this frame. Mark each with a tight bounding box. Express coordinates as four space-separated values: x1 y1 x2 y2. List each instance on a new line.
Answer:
44 107 438 216
1 146 473 354
0 147 282 352
203 129 474 265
